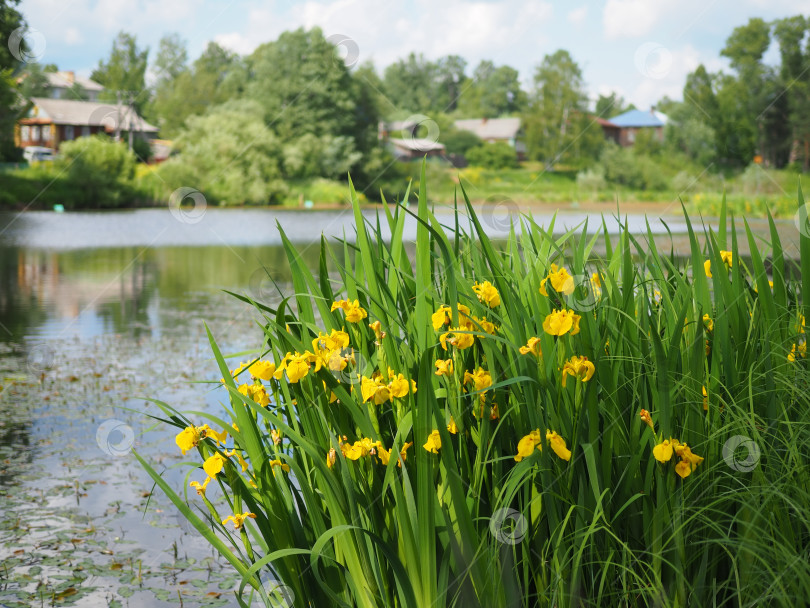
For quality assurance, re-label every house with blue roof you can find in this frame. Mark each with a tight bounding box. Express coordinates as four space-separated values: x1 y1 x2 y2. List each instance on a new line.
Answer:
600 108 668 147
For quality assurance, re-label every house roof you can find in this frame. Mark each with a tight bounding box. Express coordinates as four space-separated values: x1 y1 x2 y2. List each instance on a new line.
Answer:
28 97 158 132
46 71 104 92
609 109 668 128
454 118 522 140
389 138 445 153
595 117 619 128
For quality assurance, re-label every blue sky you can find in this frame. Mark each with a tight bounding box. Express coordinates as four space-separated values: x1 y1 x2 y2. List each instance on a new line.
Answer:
18 0 809 112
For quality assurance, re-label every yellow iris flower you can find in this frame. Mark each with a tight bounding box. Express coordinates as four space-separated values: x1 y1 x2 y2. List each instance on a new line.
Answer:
546 430 572 461
561 355 595 387
434 358 454 376
539 265 574 296
543 309 581 337
519 336 543 358
514 429 542 462
331 299 368 323
423 430 441 453
222 511 256 530
203 452 228 477
472 281 501 308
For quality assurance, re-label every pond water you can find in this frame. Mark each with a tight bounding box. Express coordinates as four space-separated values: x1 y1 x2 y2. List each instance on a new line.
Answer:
0 205 800 607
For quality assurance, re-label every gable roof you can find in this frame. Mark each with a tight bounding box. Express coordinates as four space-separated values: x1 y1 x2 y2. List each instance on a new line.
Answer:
46 71 104 92
28 97 158 132
388 137 445 153
609 109 668 128
454 118 522 140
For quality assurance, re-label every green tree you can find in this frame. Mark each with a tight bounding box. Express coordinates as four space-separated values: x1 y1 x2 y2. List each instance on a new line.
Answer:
158 99 287 205
383 53 438 114
595 92 631 118
773 16 810 169
523 49 603 166
246 28 378 179
92 31 149 111
457 60 525 118
18 61 50 97
0 0 25 159
147 41 246 137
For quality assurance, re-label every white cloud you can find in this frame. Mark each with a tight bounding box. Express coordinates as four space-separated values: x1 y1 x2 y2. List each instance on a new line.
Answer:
603 0 666 40
568 7 588 26
64 27 82 45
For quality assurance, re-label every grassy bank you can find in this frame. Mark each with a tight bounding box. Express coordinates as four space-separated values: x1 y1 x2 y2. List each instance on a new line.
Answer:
142 166 809 607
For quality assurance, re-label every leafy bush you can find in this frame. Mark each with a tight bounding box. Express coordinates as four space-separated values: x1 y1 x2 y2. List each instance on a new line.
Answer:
441 128 482 156
144 169 810 607
575 166 607 192
55 136 138 208
465 141 517 169
600 143 667 191
157 99 288 205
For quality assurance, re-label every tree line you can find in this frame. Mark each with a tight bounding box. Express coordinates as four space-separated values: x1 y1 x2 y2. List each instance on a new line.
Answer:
2 2 809 203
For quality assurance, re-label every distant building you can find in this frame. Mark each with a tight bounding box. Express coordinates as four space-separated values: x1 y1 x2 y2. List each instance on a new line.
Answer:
604 108 668 147
388 137 445 160
453 117 526 160
45 71 104 101
16 97 158 151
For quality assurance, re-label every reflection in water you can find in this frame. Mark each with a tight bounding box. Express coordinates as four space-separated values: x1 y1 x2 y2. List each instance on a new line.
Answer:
0 244 327 344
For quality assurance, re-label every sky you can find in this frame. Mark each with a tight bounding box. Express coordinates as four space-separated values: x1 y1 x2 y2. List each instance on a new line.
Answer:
17 0 810 112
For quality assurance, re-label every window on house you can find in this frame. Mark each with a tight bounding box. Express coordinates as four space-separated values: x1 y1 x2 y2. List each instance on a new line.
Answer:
52 88 62 99
20 125 30 141
81 126 90 137
627 129 635 143
41 127 52 142
31 126 40 141
65 125 74 140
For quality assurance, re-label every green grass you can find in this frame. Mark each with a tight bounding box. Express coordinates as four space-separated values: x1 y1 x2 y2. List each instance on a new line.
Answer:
142 163 809 607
